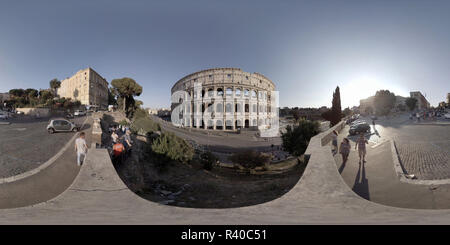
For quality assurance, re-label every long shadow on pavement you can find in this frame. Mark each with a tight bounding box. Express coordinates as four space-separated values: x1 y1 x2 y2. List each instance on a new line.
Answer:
352 161 370 200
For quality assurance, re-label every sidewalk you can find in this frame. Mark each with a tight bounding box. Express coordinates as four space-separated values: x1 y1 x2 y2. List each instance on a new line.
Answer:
333 125 450 209
0 117 93 208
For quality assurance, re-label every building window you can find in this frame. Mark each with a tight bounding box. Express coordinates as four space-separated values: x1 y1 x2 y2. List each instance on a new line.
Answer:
227 74 231 78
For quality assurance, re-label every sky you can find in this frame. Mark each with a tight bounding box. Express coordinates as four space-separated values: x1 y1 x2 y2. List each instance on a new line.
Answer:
1 0 449 108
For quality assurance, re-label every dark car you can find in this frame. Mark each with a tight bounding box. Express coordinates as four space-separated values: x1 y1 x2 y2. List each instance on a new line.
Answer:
65 113 74 119
349 122 370 135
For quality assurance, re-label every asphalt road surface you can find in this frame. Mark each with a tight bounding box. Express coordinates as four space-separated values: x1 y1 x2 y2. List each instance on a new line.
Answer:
0 116 88 178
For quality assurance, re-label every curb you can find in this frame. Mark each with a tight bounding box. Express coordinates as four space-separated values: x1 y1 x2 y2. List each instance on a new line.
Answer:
390 139 450 186
0 117 90 184
0 122 11 125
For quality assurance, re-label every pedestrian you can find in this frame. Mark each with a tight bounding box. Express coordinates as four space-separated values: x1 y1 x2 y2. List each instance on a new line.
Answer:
75 132 88 166
355 133 368 163
111 130 119 145
112 140 125 165
123 129 133 157
331 130 338 155
339 138 351 164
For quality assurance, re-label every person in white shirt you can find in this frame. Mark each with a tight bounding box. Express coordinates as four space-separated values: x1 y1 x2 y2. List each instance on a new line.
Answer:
75 132 88 166
111 130 119 145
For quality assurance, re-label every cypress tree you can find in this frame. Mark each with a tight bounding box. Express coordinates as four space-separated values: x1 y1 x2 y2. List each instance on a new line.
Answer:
330 86 342 126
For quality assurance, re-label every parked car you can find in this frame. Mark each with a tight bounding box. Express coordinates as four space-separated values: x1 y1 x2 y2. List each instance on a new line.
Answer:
47 119 81 134
444 113 450 119
349 122 371 135
74 110 86 116
65 113 74 119
350 119 366 126
0 112 8 120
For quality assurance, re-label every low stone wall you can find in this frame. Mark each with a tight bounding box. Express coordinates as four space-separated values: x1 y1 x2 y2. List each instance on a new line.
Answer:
91 112 103 147
16 108 50 117
320 121 345 147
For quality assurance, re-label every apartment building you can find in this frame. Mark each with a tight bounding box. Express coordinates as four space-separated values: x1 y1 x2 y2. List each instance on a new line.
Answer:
57 67 108 109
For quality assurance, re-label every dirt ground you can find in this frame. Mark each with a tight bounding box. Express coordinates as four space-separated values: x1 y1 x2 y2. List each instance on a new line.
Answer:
114 142 306 208
102 112 306 208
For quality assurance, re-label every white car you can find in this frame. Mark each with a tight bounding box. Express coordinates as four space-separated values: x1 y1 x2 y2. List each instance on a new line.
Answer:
74 110 86 116
444 113 450 119
0 112 8 119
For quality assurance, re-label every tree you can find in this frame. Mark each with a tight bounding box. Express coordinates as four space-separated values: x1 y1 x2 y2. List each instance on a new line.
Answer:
291 109 301 122
374 90 396 115
49 78 61 96
342 107 351 117
330 86 342 126
9 89 25 98
405 97 418 111
111 77 142 118
281 119 320 156
228 150 271 170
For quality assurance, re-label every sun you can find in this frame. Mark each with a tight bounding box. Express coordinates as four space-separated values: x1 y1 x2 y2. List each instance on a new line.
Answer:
340 76 382 108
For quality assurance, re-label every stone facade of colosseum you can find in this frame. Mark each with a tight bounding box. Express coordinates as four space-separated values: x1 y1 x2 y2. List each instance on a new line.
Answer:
171 68 277 131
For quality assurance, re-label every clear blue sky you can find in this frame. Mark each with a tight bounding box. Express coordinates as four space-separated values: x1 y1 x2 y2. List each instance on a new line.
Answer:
1 0 449 108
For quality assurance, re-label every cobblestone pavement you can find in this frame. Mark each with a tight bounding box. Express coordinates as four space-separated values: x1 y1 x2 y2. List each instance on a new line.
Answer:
396 140 450 180
368 114 450 181
0 116 88 178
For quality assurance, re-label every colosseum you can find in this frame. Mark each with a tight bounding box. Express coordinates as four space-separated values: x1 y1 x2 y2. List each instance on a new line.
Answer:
171 68 278 132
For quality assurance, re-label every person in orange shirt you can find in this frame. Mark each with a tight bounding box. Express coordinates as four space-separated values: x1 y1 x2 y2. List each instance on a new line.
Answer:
112 141 125 165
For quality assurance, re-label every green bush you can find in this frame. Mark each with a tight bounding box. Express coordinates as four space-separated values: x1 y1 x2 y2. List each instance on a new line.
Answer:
200 151 217 170
132 108 148 122
228 150 271 169
131 117 160 136
281 119 320 156
151 132 194 164
119 119 129 127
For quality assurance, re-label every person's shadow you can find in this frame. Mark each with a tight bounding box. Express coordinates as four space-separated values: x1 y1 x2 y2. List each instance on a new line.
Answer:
338 160 346 174
352 161 370 200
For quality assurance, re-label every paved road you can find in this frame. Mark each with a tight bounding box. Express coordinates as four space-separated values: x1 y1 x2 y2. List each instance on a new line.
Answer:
151 115 282 152
0 116 92 208
334 115 450 209
0 116 88 178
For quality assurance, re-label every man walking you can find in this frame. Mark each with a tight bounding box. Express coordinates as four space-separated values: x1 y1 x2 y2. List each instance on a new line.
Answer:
75 132 88 166
355 133 368 163
123 129 133 157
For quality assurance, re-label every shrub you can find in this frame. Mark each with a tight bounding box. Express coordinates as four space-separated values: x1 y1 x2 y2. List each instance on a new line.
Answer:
151 132 194 164
119 119 129 127
200 151 217 170
281 119 320 156
228 150 271 169
131 117 160 136
132 108 148 122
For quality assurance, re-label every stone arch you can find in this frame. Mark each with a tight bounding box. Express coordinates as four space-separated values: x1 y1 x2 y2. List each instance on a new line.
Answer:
235 103 241 113
226 103 232 113
217 88 224 96
226 120 233 130
216 103 223 113
226 87 232 96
